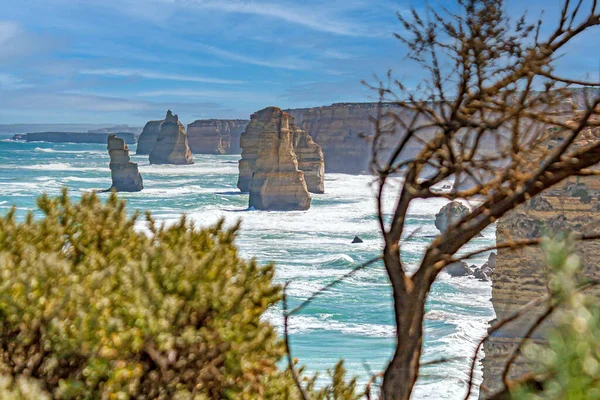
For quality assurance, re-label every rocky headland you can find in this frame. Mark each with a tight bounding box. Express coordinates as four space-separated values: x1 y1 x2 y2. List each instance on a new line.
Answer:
149 111 194 165
187 119 248 154
243 107 312 210
11 131 136 144
481 175 600 394
106 135 143 192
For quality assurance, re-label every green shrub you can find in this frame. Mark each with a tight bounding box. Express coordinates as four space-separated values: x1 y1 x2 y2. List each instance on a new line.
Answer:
0 190 290 399
0 375 51 399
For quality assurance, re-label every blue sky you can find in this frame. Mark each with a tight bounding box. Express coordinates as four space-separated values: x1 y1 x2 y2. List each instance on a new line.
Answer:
0 0 598 125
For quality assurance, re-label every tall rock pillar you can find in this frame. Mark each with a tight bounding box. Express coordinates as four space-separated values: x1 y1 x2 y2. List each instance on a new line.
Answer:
246 107 312 210
107 135 143 192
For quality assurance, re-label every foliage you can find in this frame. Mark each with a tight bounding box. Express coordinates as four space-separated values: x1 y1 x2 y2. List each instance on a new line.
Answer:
0 190 359 399
512 237 600 399
0 375 51 399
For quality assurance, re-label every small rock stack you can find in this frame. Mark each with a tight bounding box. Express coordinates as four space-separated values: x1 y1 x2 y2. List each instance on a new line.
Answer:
149 110 194 165
292 123 325 194
107 135 143 192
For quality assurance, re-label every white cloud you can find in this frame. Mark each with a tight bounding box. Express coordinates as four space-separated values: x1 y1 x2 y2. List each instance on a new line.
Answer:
135 88 276 103
180 0 368 37
192 43 314 70
79 68 245 84
0 73 31 89
0 21 20 44
0 20 60 62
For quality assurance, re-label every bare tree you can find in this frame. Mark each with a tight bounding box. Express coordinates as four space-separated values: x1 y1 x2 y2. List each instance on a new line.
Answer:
364 1 600 399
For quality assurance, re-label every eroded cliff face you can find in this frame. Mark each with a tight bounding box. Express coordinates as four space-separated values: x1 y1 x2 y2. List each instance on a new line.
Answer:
107 135 143 192
286 103 431 174
286 103 376 174
244 107 312 210
481 176 600 395
149 111 194 165
136 120 163 155
186 119 248 154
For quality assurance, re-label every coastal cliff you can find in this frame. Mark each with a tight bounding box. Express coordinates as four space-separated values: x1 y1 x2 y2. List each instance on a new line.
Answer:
481 176 600 394
245 107 311 210
107 135 143 192
149 111 194 165
187 119 248 154
286 103 377 174
286 103 428 174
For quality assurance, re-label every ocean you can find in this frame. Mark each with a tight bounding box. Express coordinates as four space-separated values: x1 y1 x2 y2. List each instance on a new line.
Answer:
0 137 494 399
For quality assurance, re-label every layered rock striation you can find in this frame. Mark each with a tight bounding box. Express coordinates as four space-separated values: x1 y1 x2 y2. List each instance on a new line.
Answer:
186 119 248 154
149 111 194 165
238 107 324 196
286 103 377 174
481 176 600 394
243 107 312 210
106 135 143 192
286 103 436 174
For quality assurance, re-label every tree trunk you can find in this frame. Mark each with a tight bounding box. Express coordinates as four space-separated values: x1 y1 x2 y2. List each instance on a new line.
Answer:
381 260 428 399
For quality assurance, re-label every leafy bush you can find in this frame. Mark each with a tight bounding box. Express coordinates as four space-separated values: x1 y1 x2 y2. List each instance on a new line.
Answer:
0 375 50 399
0 190 290 399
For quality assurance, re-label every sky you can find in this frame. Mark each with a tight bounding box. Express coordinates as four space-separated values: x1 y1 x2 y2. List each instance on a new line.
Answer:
0 0 599 125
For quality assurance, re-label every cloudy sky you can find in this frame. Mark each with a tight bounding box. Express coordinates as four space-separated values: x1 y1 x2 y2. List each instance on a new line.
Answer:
1 0 598 125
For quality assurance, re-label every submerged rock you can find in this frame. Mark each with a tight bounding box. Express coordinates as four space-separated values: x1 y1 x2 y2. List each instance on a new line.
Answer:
352 236 364 243
434 201 470 233
246 107 311 210
149 111 194 165
107 135 143 192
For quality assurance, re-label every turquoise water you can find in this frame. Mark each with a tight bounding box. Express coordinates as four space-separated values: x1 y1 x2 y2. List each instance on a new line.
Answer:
0 138 494 399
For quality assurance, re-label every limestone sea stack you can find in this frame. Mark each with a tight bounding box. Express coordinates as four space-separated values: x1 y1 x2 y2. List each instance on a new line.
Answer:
187 119 248 154
136 119 164 155
292 123 325 193
246 107 311 210
149 110 194 165
107 135 143 192
238 108 324 194
237 116 261 192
